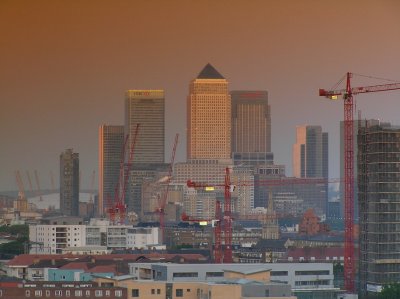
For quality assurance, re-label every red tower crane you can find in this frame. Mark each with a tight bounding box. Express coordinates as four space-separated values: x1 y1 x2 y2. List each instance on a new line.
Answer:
156 133 179 243
319 72 400 293
187 167 234 262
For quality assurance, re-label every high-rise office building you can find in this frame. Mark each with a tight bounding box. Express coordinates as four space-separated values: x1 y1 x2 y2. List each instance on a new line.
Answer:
358 122 400 298
125 90 165 164
293 125 328 178
60 149 79 216
98 125 124 216
231 90 272 164
187 63 231 160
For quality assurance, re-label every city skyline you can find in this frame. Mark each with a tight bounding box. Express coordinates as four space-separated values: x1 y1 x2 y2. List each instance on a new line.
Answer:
1 1 400 191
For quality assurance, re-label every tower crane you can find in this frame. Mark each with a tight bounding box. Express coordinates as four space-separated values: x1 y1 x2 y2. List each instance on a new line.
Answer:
319 72 400 293
15 170 26 199
156 133 179 243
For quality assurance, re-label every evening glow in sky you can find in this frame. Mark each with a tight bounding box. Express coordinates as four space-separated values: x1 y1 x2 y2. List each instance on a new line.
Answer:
1 0 400 191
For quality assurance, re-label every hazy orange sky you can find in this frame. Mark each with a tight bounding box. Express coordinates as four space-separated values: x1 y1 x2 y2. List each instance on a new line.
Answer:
1 0 400 191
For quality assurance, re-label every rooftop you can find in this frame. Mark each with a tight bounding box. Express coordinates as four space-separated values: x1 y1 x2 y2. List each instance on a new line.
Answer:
197 63 225 79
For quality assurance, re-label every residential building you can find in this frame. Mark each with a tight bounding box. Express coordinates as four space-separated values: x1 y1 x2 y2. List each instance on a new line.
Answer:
95 272 295 299
29 219 160 254
5 253 209 280
99 125 124 217
187 63 231 160
128 262 335 293
358 122 400 298
60 149 79 216
231 90 272 165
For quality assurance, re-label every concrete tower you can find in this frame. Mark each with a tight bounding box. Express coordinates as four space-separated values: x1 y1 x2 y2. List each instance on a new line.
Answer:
358 122 400 298
60 149 79 216
98 125 124 216
231 90 272 165
125 90 165 164
187 63 231 160
293 125 328 179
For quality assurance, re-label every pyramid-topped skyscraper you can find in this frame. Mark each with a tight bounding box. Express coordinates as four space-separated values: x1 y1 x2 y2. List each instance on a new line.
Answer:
187 63 231 160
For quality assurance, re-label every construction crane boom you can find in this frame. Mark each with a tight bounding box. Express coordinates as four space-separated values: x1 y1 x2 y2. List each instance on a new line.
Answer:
15 170 26 199
319 72 400 293
319 82 400 98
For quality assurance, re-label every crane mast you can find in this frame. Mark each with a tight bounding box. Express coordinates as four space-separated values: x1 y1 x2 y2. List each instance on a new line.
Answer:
319 72 400 293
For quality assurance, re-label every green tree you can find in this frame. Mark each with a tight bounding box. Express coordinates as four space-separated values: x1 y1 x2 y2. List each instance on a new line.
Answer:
0 225 29 257
379 283 400 299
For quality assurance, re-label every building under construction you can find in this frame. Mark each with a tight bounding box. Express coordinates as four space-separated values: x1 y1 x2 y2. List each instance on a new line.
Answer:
358 121 400 298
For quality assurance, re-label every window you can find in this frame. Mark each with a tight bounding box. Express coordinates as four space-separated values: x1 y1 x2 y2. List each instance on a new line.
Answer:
205 272 223 278
151 289 155 294
105 290 110 297
55 290 62 297
85 290 91 297
35 290 42 297
26 290 31 297
295 270 330 276
157 289 161 294
75 290 82 297
115 290 122 297
46 290 50 297
132 289 139 297
187 289 191 292
271 271 288 276
95 290 103 297
173 272 198 278
66 290 70 297
176 289 183 297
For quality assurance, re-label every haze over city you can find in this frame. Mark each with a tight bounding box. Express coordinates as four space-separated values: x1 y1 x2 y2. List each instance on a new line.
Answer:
1 0 400 191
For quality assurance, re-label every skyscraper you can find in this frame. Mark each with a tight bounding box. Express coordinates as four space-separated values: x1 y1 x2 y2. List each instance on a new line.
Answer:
292 125 328 178
187 63 231 160
231 90 272 164
358 122 400 298
125 90 165 164
125 90 166 215
98 125 124 216
60 149 79 216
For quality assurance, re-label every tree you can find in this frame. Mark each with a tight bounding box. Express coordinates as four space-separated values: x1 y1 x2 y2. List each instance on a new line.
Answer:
379 283 400 299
